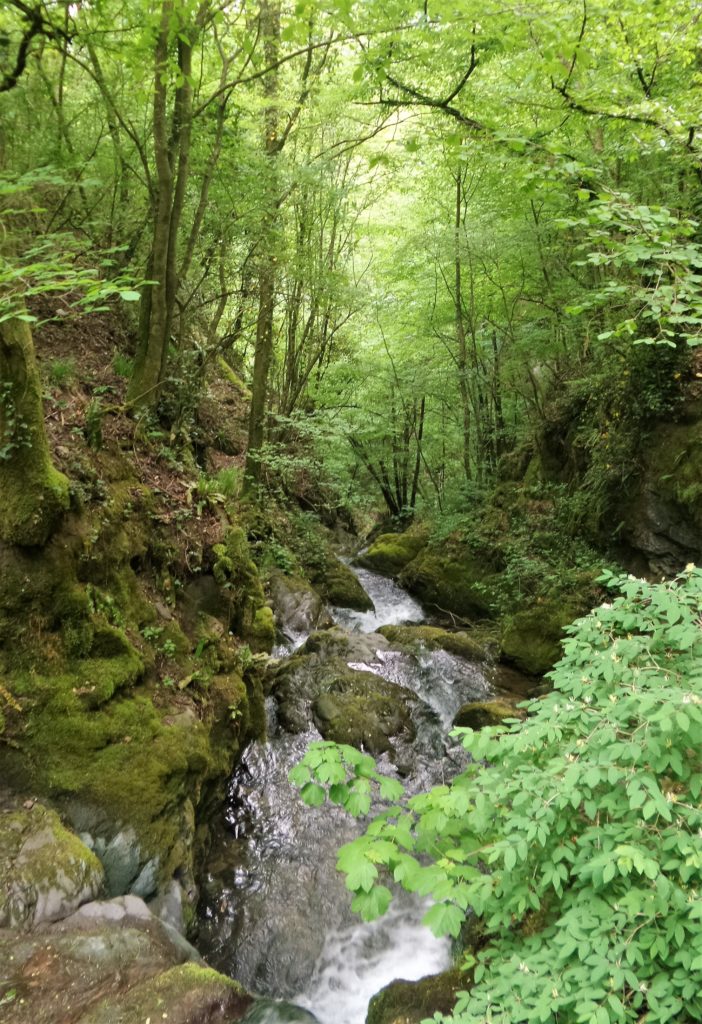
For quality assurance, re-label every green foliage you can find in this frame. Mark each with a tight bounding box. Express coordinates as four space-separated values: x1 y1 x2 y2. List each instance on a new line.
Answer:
46 358 77 388
293 568 702 1023
112 353 134 379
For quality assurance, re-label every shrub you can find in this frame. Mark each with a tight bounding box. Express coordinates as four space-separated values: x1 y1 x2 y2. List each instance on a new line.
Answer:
292 567 702 1024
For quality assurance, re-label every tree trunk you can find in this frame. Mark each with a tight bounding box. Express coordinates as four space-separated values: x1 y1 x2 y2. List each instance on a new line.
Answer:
454 172 472 484
245 0 281 486
127 0 174 408
0 318 69 546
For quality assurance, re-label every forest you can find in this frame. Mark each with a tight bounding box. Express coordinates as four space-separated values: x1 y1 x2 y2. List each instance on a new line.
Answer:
1 1 702 1022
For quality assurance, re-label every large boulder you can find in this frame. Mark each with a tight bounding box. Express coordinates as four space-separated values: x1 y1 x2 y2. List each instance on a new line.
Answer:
309 554 374 612
501 598 585 676
399 546 502 620
312 670 415 756
357 529 428 576
0 802 104 929
268 570 333 637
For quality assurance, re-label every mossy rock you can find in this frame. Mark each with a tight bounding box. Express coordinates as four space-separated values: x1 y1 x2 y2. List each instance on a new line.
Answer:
0 660 248 893
366 967 467 1024
452 698 526 730
358 529 428 576
377 625 491 661
0 802 104 928
80 963 253 1024
501 599 583 676
399 546 501 620
310 554 373 612
312 670 415 756
268 570 332 636
249 605 275 654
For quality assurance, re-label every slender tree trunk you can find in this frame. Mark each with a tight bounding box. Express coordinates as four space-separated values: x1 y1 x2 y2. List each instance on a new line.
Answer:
245 0 281 485
454 172 472 484
127 0 174 408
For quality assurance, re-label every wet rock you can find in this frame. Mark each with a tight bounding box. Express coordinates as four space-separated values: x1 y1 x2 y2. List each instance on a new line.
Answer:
242 998 321 1024
452 698 526 730
0 802 104 929
268 570 333 637
366 967 466 1024
357 529 428 577
309 554 374 612
377 624 491 662
302 626 390 662
312 671 415 756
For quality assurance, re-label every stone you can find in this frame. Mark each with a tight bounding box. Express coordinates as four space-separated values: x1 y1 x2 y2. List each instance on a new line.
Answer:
0 895 251 1024
357 529 428 576
452 699 526 730
268 570 333 637
366 968 467 1024
0 802 104 929
377 624 492 661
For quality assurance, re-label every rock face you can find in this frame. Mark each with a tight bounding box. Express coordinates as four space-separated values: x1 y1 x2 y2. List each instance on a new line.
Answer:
268 570 333 637
622 402 702 575
0 803 104 929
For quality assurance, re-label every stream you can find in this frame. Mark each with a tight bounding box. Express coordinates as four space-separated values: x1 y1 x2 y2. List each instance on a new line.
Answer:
197 567 500 1024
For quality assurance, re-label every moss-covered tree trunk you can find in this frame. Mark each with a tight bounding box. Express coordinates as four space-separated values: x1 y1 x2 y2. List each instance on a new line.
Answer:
0 317 69 545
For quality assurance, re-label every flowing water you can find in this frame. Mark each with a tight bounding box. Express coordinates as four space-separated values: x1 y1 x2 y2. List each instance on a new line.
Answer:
198 565 499 1024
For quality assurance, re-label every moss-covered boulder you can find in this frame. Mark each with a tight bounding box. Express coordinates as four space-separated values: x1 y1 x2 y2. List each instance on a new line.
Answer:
312 670 415 756
212 527 274 652
0 802 104 929
306 553 373 611
501 598 585 676
357 529 428 576
452 698 526 730
399 546 501 620
377 624 491 662
366 968 467 1024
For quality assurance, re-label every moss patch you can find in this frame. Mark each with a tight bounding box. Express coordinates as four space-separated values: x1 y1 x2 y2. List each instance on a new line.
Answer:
452 698 526 730
377 624 492 661
358 528 428 576
80 963 253 1024
399 546 501 620
366 968 467 1024
501 598 585 676
310 554 373 611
